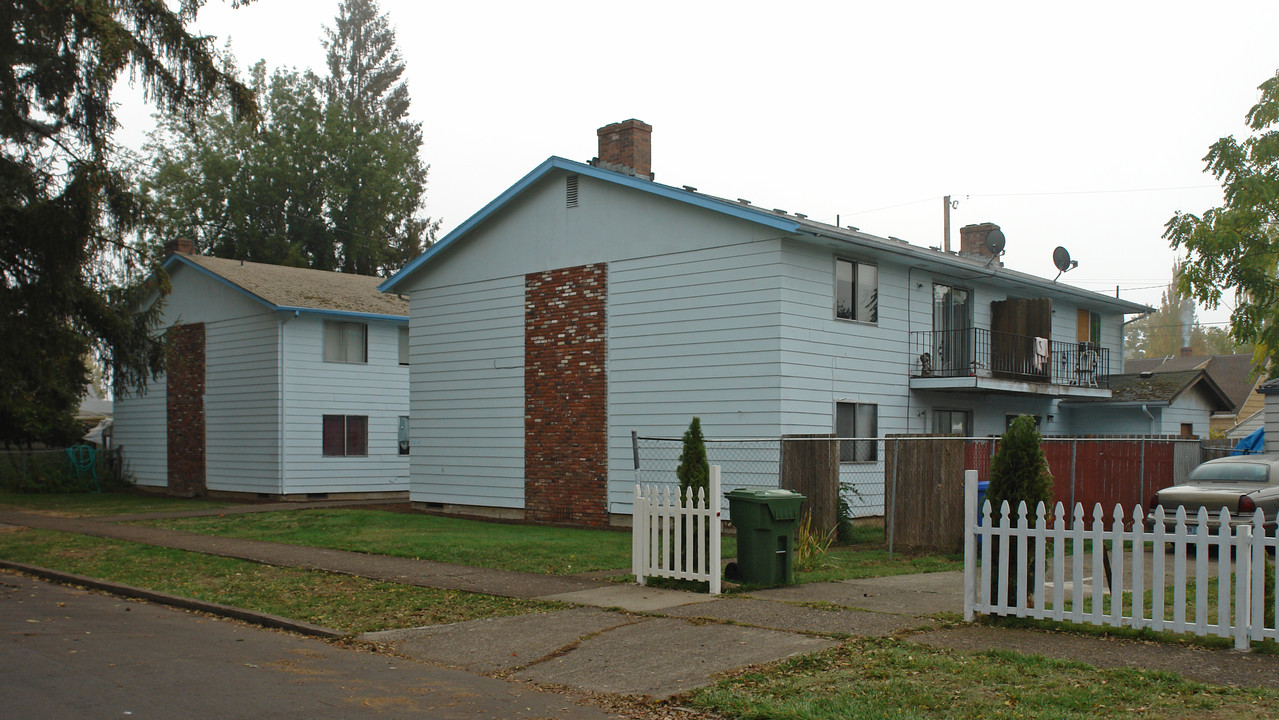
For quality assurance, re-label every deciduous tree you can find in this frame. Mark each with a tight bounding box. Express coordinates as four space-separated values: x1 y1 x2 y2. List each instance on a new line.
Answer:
1167 70 1279 375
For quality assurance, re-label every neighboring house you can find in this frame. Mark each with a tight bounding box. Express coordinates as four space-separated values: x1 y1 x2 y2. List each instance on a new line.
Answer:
1259 378 1279 453
1227 409 1263 441
379 119 1150 526
1125 353 1264 434
114 242 410 498
1062 370 1233 438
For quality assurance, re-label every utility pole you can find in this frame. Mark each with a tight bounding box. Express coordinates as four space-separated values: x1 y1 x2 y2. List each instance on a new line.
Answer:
943 195 952 252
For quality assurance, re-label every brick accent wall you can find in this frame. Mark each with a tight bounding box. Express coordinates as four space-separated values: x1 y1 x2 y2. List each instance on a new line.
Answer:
524 264 608 526
166 323 207 497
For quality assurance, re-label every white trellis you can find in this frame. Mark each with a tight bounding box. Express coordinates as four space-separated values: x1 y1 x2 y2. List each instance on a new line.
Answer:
633 465 722 595
962 470 1279 649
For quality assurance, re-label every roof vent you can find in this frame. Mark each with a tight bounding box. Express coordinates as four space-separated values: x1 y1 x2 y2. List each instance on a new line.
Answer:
566 175 579 209
1139 371 1154 378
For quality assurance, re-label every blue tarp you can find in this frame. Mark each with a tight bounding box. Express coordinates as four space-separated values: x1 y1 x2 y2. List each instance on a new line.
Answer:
1232 427 1265 455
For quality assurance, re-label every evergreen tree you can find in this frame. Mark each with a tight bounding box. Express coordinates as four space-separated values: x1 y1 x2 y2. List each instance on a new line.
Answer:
985 415 1054 606
676 417 710 501
322 0 436 275
0 0 252 445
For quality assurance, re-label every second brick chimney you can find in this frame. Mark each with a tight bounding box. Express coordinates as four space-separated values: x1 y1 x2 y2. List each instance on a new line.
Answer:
164 238 195 256
591 119 653 180
958 222 1003 265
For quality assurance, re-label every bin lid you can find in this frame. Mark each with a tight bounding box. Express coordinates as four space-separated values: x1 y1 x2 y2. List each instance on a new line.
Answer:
725 488 806 500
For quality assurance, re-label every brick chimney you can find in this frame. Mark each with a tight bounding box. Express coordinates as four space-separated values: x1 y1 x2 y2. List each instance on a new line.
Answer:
164 238 195 256
590 119 653 180
958 222 1002 265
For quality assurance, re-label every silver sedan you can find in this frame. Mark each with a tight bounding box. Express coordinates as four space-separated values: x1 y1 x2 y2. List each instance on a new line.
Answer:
1148 454 1279 535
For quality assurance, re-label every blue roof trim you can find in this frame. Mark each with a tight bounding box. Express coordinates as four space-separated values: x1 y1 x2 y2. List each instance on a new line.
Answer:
379 156 802 293
164 255 406 323
274 306 408 323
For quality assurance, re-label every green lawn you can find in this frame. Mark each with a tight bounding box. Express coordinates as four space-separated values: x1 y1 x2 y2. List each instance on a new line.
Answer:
0 491 235 517
144 508 962 582
689 637 1279 719
0 528 560 633
144 508 636 574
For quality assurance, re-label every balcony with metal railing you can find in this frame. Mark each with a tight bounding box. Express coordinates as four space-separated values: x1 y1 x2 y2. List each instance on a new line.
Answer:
909 328 1111 397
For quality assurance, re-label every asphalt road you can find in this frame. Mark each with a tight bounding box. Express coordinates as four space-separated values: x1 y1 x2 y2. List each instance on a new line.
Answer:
0 572 624 720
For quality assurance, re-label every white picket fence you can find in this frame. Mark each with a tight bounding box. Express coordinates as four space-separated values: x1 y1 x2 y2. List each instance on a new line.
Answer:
633 465 722 595
962 470 1279 649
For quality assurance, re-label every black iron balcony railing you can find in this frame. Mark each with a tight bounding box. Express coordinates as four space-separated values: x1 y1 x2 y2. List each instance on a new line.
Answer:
910 328 1109 388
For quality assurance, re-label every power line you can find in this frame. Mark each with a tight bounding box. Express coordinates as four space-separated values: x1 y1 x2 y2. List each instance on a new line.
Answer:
970 184 1218 199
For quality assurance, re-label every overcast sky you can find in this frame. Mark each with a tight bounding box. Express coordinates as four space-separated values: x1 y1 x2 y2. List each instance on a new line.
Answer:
117 1 1279 327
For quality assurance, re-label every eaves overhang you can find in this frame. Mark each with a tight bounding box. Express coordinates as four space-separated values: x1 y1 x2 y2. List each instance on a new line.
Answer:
378 156 1152 317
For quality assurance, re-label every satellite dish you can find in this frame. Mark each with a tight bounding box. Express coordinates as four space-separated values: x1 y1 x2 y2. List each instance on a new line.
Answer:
984 228 1006 256
1052 246 1079 281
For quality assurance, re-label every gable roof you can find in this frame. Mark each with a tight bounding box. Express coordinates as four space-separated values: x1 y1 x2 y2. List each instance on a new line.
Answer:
1125 353 1260 414
165 253 408 321
1078 369 1233 410
378 156 1151 316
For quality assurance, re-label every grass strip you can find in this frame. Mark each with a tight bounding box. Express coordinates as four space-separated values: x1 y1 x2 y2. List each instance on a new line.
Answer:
144 508 635 575
147 508 962 582
0 527 561 633
688 637 1279 719
0 491 234 517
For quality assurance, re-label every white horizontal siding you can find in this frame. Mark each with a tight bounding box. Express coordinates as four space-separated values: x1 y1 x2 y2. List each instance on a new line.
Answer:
776 241 911 438
203 314 281 493
608 241 786 512
112 380 167 487
407 276 524 507
282 316 409 494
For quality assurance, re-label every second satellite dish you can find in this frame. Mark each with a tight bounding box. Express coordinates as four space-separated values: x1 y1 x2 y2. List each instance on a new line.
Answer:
984 228 1006 256
1052 246 1078 281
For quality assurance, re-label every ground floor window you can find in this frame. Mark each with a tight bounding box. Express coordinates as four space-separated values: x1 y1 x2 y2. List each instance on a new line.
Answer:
323 415 368 457
933 409 972 436
835 401 878 462
398 416 410 455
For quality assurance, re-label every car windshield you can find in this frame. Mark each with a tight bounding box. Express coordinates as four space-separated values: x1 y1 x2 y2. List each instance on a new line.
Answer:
1189 462 1270 483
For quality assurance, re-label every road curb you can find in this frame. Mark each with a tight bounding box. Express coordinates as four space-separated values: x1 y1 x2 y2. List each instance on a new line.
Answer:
0 559 345 639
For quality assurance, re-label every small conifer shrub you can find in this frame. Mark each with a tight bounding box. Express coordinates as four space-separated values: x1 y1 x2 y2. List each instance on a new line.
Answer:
985 414 1053 606
676 417 710 503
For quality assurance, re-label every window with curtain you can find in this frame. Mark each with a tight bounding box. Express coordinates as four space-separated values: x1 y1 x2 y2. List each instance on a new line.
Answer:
323 321 367 364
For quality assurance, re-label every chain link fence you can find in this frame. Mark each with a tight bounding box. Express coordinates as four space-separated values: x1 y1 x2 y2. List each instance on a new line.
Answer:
0 446 123 493
632 434 886 519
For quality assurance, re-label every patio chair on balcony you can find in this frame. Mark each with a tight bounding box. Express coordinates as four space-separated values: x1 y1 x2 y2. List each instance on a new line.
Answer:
1076 346 1099 387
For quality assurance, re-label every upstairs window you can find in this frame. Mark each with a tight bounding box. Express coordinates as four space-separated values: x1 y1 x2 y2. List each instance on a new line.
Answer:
835 258 878 324
323 321 367 363
835 401 878 462
398 327 409 366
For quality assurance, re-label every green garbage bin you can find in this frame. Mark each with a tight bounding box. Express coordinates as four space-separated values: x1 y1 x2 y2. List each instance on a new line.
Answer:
725 488 806 586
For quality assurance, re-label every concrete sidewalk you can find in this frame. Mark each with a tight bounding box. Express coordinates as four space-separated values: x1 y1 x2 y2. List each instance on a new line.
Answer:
2 503 1277 699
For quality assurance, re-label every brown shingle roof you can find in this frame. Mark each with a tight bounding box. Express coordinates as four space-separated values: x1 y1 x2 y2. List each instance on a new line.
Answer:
1102 369 1233 410
171 253 408 318
1124 353 1259 413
